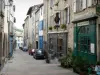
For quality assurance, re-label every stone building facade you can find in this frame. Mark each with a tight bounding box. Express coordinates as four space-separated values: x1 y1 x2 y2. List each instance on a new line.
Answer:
72 0 100 63
43 0 74 57
0 0 15 70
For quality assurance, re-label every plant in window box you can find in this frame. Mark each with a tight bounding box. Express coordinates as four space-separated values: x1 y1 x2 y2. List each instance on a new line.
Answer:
53 25 60 29
49 26 52 30
60 24 66 30
55 1 59 6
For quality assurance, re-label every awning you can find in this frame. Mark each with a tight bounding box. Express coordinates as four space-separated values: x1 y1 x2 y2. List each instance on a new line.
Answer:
72 14 98 23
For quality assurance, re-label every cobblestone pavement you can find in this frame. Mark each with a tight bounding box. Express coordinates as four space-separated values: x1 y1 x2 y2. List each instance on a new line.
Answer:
0 49 78 75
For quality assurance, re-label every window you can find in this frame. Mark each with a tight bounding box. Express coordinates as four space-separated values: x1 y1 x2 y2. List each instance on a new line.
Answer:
61 10 64 24
41 7 42 15
73 0 76 12
64 7 70 24
82 0 86 9
73 0 95 12
50 0 53 8
78 36 90 52
97 0 100 4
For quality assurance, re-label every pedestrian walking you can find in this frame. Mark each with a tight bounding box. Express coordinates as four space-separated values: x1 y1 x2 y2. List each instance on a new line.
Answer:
95 61 100 75
43 41 50 63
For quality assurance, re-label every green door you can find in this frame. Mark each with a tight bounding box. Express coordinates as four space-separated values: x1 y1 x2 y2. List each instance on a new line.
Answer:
74 21 97 64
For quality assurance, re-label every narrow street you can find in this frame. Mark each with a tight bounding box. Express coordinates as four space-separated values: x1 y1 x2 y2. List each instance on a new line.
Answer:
0 50 77 75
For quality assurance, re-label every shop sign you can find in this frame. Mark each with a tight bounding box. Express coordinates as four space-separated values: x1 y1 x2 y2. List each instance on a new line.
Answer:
77 21 89 26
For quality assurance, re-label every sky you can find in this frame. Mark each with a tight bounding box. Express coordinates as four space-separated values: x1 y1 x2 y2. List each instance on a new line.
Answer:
14 0 43 29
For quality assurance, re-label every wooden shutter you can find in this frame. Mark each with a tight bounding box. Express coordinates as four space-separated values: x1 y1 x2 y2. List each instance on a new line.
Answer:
98 0 100 4
92 0 97 5
0 0 2 12
79 0 82 11
82 0 86 9
87 0 92 7
61 11 64 24
73 0 76 12
50 0 53 8
67 7 70 24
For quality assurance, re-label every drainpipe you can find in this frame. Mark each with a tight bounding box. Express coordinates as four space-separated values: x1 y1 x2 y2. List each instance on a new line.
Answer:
47 0 48 43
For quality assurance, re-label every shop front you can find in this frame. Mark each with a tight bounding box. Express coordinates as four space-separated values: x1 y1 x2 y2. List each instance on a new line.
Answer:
73 17 97 64
48 32 68 57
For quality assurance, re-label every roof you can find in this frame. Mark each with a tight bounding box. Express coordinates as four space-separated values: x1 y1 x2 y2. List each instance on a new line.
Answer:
35 3 44 14
24 16 29 21
27 4 43 15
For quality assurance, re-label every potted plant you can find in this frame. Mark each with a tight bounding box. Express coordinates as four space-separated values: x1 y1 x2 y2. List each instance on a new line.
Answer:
55 1 59 6
59 48 73 68
49 26 52 30
72 56 88 74
53 25 59 29
60 24 66 30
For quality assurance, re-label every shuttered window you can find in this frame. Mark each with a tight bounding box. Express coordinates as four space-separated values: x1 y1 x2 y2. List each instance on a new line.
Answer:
64 8 67 24
76 0 82 12
2 0 5 13
50 0 53 8
67 7 70 24
60 11 64 24
0 0 1 12
82 0 86 9
98 0 100 4
87 0 92 7
73 0 76 12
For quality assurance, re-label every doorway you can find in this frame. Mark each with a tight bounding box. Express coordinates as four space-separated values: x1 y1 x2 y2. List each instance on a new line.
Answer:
58 39 63 53
98 24 100 60
36 41 38 49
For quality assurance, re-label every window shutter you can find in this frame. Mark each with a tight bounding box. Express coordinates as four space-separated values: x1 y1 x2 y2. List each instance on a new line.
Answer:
73 0 76 12
50 0 53 8
87 0 92 7
79 0 82 11
67 7 70 24
61 11 64 24
64 9 66 24
59 12 61 25
0 0 1 12
98 0 100 4
92 0 97 5
82 0 86 9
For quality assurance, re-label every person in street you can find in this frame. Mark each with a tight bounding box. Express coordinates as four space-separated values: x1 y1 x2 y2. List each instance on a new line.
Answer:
95 61 100 75
43 41 50 63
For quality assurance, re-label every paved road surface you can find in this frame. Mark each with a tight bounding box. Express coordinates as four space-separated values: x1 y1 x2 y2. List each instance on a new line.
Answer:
0 49 78 75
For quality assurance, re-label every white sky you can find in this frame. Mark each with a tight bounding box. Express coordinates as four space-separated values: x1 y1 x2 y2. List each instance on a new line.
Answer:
14 0 43 29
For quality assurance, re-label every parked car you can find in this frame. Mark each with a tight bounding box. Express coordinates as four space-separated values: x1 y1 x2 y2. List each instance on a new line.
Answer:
33 49 44 59
19 47 23 50
23 46 28 52
28 49 35 55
